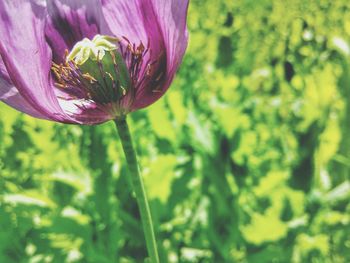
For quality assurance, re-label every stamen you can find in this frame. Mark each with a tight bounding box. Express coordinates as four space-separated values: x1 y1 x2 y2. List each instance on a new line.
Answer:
82 73 97 83
106 72 114 81
51 34 164 116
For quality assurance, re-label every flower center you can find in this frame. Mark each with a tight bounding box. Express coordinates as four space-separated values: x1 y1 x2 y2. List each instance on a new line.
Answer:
52 35 152 114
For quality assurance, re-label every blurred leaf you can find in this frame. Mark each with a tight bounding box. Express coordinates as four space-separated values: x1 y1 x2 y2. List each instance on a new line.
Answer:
241 213 288 245
48 171 92 195
3 191 56 208
324 181 350 203
144 155 178 203
295 234 329 257
147 100 177 142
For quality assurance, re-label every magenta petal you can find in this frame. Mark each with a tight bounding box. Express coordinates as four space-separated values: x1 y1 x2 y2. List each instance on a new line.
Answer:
0 58 48 119
151 0 189 74
1 0 189 122
0 85 48 119
0 0 74 123
46 0 108 62
101 0 152 44
58 99 111 125
101 0 171 111
132 0 189 109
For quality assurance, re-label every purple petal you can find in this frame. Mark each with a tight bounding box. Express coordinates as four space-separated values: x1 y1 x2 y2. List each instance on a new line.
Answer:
0 0 75 123
0 58 48 119
58 98 111 125
150 0 189 75
46 0 109 63
101 0 178 111
132 0 189 110
101 0 154 45
1 52 109 124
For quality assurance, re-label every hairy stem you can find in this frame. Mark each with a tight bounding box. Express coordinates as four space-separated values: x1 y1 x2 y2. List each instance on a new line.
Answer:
114 117 159 263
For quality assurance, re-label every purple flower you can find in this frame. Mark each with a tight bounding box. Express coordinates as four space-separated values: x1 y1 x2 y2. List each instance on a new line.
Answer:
0 0 189 124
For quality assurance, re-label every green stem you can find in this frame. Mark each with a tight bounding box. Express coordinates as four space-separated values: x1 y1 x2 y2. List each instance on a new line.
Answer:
114 117 160 263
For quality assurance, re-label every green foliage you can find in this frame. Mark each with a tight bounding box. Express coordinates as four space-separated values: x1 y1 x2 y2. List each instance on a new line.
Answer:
1 0 350 262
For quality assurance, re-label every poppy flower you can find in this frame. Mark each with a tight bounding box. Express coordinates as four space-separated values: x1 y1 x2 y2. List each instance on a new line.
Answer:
0 0 189 124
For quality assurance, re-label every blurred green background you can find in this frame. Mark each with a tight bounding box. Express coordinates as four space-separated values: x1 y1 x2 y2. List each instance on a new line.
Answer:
1 0 350 262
